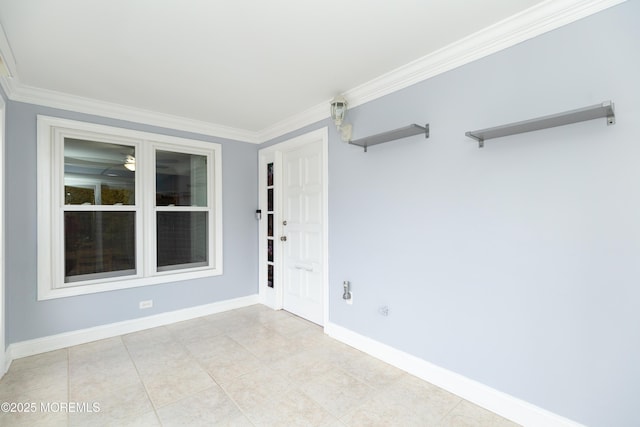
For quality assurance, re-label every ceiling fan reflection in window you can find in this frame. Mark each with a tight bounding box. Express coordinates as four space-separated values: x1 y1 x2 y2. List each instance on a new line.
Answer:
123 155 136 171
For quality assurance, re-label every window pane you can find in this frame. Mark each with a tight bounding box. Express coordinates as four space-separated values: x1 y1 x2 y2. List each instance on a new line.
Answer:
64 138 135 205
268 264 274 288
65 211 136 282
157 212 208 270
268 239 274 262
267 162 274 186
156 151 207 206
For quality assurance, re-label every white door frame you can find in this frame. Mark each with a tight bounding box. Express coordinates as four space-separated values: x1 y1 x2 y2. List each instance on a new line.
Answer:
258 128 329 326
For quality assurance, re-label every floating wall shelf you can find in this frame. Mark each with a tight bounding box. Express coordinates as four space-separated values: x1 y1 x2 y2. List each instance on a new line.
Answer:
349 124 429 152
465 101 615 148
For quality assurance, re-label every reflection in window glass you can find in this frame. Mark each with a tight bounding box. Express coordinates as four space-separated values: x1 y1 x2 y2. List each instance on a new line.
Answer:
156 151 207 206
64 186 95 205
267 162 274 186
268 264 274 288
64 138 135 205
267 214 274 237
157 212 208 271
64 211 136 282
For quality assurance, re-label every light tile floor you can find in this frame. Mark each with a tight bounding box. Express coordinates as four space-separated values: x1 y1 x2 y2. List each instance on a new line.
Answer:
0 304 520 426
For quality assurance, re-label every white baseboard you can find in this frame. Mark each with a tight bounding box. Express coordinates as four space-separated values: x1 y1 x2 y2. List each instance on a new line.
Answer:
324 321 583 427
6 294 260 365
3 300 581 426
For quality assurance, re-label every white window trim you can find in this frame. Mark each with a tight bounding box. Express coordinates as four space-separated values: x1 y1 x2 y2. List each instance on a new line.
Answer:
37 115 223 300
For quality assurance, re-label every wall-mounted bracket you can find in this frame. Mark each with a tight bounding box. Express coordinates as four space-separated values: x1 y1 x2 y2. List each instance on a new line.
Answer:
466 101 615 148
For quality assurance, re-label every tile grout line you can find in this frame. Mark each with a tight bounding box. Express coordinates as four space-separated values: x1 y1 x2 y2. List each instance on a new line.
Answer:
170 324 258 426
219 325 300 426
435 395 464 426
120 333 164 426
203 310 336 425
235 315 373 424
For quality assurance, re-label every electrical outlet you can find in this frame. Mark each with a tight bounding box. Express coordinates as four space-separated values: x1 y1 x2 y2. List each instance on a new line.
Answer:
139 300 153 309
346 292 353 305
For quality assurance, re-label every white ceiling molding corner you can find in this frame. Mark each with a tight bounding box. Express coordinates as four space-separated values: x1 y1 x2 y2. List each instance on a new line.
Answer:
257 0 626 142
0 22 18 96
0 74 15 101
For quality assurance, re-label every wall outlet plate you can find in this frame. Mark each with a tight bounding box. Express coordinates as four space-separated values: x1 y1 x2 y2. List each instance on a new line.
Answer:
139 300 153 309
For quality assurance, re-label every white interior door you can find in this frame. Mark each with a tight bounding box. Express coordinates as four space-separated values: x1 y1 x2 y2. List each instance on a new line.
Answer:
281 140 324 325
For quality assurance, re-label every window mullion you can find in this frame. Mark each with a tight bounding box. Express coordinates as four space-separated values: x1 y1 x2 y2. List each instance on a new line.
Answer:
140 141 155 279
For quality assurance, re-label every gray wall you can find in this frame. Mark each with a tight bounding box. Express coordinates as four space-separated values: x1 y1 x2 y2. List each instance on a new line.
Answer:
4 1 638 426
270 2 639 426
5 102 259 344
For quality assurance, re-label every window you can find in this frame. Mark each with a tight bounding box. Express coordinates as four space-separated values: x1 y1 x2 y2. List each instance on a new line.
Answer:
37 116 222 300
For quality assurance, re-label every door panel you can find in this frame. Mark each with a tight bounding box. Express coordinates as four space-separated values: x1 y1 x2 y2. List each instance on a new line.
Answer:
282 140 324 325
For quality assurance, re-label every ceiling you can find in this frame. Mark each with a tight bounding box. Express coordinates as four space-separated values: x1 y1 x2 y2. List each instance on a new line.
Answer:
0 1 618 141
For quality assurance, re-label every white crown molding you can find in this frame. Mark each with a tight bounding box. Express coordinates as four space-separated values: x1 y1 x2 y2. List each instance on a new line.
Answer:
0 20 18 98
7 83 261 143
0 0 625 144
0 22 17 78
325 321 585 427
344 0 626 109
258 0 625 142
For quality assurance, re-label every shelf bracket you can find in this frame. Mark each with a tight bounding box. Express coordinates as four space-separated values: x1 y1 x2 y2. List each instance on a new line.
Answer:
465 133 485 148
606 107 615 126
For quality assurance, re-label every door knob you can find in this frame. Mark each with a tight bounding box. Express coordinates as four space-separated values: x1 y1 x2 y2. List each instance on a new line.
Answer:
280 236 287 242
